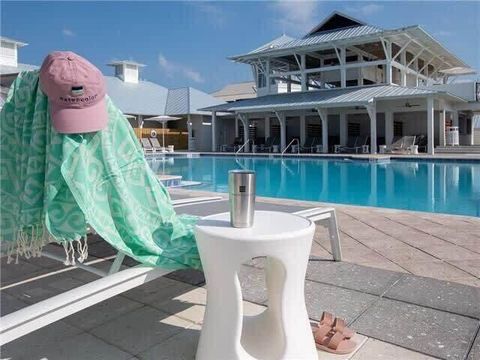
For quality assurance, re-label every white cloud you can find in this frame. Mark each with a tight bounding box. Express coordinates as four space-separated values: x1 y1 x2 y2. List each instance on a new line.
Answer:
191 3 227 27
62 28 75 37
344 3 384 17
158 54 204 83
272 1 321 35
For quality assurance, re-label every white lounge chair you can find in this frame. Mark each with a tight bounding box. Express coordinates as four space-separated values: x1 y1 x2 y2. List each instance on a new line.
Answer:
140 138 155 153
150 137 165 152
0 199 341 345
386 136 416 154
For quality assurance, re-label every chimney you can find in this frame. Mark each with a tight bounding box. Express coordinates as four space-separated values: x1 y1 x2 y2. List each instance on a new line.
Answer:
0 37 27 67
107 60 145 84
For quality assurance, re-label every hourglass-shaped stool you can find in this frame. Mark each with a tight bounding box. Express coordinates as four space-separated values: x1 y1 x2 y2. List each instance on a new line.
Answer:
195 211 317 360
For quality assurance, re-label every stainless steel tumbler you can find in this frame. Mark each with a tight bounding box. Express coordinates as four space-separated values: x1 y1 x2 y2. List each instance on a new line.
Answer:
229 170 256 228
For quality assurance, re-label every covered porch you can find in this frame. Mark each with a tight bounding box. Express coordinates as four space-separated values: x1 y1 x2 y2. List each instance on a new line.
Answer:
203 85 467 155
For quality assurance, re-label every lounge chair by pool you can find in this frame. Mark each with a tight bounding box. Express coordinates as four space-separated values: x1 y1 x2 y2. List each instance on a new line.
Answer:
150 137 165 152
385 135 416 153
335 136 369 153
300 137 318 153
258 136 278 152
141 138 155 153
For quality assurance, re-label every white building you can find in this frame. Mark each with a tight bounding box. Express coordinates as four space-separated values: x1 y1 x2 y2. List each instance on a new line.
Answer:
0 37 224 151
203 12 480 154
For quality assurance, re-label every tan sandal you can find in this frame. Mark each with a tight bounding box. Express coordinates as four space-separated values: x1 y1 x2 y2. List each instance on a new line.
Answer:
315 329 357 355
315 312 355 339
332 317 356 339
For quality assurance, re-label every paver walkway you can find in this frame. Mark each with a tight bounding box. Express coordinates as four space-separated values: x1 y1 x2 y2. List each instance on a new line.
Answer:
1 193 479 359
171 188 480 287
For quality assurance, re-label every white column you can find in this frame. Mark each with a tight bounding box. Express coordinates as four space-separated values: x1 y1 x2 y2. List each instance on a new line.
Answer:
385 111 394 145
276 112 287 151
385 41 392 84
366 103 377 154
317 108 329 153
299 114 306 146
264 116 271 140
439 108 446 146
427 96 434 155
239 114 250 152
453 111 459 127
339 113 347 145
211 111 217 152
357 57 363 86
340 47 346 88
300 54 307 91
137 115 144 128
469 115 475 145
400 51 407 86
266 59 271 94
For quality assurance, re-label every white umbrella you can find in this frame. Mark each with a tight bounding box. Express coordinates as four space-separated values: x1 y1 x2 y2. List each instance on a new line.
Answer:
145 115 181 149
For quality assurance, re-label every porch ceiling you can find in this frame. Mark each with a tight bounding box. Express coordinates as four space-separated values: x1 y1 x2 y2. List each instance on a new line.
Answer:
200 85 459 113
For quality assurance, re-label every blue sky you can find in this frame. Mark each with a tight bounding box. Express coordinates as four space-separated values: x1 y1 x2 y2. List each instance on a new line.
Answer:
2 1 479 93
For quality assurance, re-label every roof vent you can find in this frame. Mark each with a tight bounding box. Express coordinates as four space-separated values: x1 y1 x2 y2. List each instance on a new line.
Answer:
0 36 27 67
107 60 145 84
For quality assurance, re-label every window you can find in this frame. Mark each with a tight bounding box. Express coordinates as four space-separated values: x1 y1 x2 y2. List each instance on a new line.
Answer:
271 124 280 137
307 123 322 137
348 122 360 137
394 121 403 137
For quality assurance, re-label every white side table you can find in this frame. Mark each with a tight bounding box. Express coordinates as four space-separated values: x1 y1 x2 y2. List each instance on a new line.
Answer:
195 211 317 360
361 145 370 154
379 145 387 154
272 145 279 153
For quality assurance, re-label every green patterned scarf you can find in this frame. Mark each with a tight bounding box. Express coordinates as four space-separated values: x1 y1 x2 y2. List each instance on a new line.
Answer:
1 71 201 269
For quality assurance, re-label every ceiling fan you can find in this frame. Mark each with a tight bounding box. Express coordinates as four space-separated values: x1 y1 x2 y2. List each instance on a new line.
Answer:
398 102 421 108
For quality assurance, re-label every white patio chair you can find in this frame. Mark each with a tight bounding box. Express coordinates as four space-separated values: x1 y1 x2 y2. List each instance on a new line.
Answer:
0 199 341 345
150 137 165 152
140 138 155 153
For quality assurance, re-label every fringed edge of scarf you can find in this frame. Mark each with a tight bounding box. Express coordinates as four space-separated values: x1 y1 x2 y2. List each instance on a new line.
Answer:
5 224 89 266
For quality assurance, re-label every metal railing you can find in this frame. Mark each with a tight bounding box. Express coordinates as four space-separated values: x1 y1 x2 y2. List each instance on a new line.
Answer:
235 139 251 155
282 138 300 156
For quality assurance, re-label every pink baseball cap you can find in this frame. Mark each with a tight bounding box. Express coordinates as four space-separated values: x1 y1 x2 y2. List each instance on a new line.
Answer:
39 51 108 134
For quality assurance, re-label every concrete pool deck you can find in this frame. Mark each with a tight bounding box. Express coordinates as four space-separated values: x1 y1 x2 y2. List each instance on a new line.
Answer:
170 188 480 287
1 191 479 359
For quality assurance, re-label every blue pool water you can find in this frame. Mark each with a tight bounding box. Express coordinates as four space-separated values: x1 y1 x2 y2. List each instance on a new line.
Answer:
147 156 480 217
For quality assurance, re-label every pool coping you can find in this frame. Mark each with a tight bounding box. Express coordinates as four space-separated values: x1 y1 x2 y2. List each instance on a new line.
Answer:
149 151 480 163
168 187 480 221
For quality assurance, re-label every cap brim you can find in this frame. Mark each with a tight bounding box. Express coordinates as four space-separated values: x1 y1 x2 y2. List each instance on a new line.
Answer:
50 98 108 134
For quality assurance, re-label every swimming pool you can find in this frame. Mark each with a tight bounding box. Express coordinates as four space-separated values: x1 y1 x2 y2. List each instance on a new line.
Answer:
147 156 480 217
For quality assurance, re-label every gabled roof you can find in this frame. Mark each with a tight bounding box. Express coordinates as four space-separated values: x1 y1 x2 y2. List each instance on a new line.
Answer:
105 76 169 116
305 11 366 36
165 87 225 116
229 15 471 72
106 77 225 117
200 85 463 113
260 25 381 54
248 34 295 55
211 81 256 102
